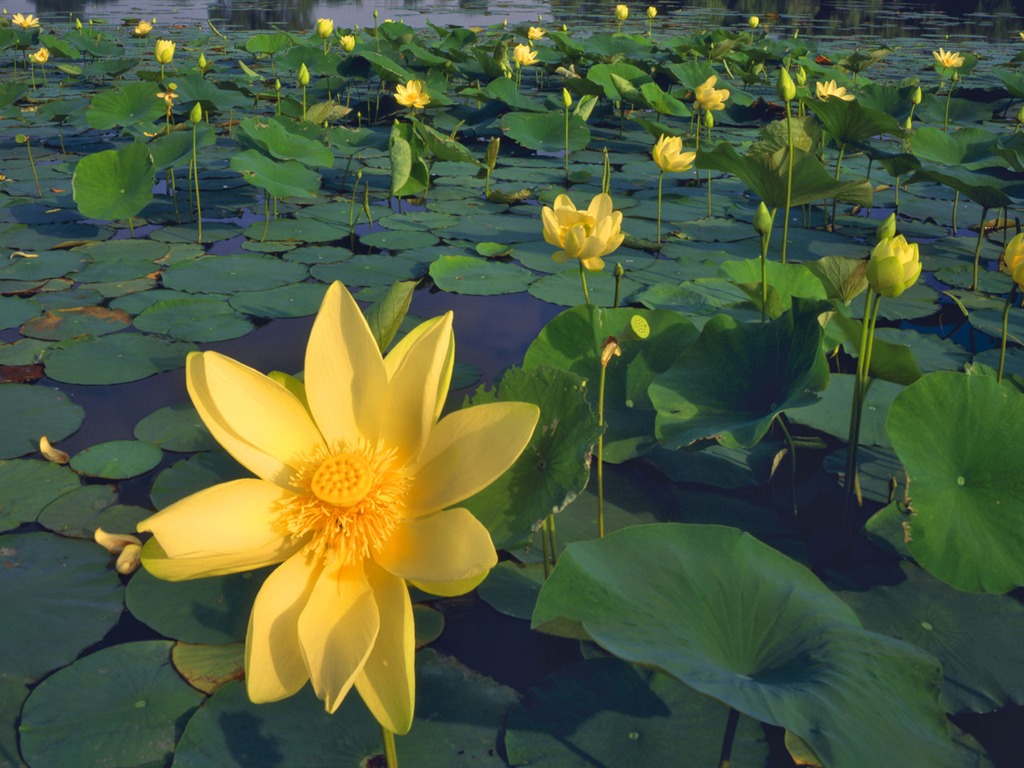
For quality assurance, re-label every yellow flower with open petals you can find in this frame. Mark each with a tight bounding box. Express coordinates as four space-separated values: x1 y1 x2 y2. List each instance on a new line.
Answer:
932 47 964 69
694 75 730 112
133 20 152 37
513 43 538 67
528 26 544 41
652 134 695 173
30 46 48 64
154 38 175 64
156 86 178 108
541 192 625 272
815 79 854 101
137 281 539 732
394 79 429 110
340 34 356 52
1000 233 1024 290
12 12 39 28
866 235 921 298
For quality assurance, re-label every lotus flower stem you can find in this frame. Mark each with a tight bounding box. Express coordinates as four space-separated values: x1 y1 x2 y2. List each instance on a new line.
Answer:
843 289 881 521
657 171 664 246
943 77 955 133
830 145 846 231
381 727 398 767
261 195 271 242
613 262 623 308
781 109 794 264
718 707 740 768
971 206 990 291
952 191 960 233
998 285 1018 383
775 414 799 518
546 515 558 567
541 518 552 577
191 120 203 244
17 135 41 198
597 358 607 538
578 260 591 305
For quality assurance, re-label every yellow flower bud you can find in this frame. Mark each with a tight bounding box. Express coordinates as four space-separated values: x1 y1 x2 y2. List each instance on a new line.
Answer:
154 39 175 65
866 235 921 298
30 46 49 64
911 86 922 105
485 136 500 170
1017 104 1024 124
777 67 796 102
615 4 629 21
75 17 82 30
298 62 310 86
316 18 334 39
562 87 573 109
796 66 807 87
1000 232 1024 290
876 212 897 241
753 202 775 237
190 102 203 124
340 34 356 52
647 6 657 19
749 16 760 29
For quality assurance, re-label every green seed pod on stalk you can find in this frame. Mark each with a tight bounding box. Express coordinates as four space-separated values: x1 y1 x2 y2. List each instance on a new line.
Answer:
777 67 796 102
753 202 775 237
189 102 202 124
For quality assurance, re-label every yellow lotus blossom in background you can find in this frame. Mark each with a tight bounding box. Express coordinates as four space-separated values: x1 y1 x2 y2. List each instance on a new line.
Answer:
652 134 696 173
394 79 429 110
695 75 729 111
816 79 854 101
133 20 152 36
154 39 175 64
541 192 625 272
340 34 356 52
647 6 657 19
156 86 178 109
932 47 964 69
615 4 629 21
528 26 544 41
12 12 39 28
29 46 48 64
866 235 921 298
137 281 539 733
749 16 760 29
513 43 538 67
1000 233 1024 290
316 18 334 39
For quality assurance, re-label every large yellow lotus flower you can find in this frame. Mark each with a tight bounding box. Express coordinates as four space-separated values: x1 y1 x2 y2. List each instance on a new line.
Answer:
12 12 39 28
316 18 334 39
30 46 49 64
1000 233 1024 290
816 79 854 102
652 134 696 173
695 75 730 112
394 79 430 110
513 43 538 67
154 39 175 64
137 281 539 733
528 26 545 41
541 192 625 272
133 20 153 37
866 235 921 298
932 47 964 69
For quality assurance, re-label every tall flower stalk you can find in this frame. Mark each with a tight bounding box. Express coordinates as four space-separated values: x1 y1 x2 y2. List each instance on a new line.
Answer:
998 232 1024 382
189 102 203 243
777 66 796 263
651 134 696 247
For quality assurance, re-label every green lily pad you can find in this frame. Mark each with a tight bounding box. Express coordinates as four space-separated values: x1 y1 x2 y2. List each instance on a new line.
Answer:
171 642 245 696
70 439 163 480
84 81 164 132
149 451 249 510
532 524 958 768
161 254 308 294
234 116 334 168
0 384 85 459
173 650 516 767
0 460 80 529
242 217 350 244
134 403 218 453
19 641 204 768
505 658 769 767
36 483 116 537
788 373 902 448
72 141 155 222
43 333 197 385
0 296 41 330
0 532 122 680
477 560 546 620
887 371 1024 593
134 297 254 342
651 302 830 449
20 306 131 341
127 566 270 644
429 254 534 295
361 229 439 251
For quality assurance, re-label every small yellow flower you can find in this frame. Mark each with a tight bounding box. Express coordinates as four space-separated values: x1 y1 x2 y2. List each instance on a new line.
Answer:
749 16 760 29
528 26 544 41
133 20 152 37
298 63 310 87
694 75 729 112
394 79 430 110
1000 233 1024 290
513 43 538 67
866 235 921 298
652 134 696 173
29 46 48 64
646 6 657 19
816 79 855 101
932 47 964 69
137 281 538 730
340 34 356 52
12 12 39 28
316 18 334 39
541 192 625 272
156 86 178 108
615 4 629 21
154 39 175 65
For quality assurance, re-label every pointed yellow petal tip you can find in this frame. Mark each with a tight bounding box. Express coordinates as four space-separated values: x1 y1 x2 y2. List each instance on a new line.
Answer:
116 544 143 574
39 435 70 464
94 527 143 555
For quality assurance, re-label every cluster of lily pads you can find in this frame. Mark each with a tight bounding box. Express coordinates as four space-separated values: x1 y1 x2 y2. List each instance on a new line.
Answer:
2 6 1024 768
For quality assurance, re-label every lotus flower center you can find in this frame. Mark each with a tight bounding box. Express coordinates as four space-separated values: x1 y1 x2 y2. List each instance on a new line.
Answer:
311 453 373 507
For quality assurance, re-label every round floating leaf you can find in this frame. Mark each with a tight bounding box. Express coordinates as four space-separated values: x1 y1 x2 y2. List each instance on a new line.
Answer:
43 333 197 385
243 217 350 244
506 658 769 767
0 384 85 459
20 306 132 341
172 642 245 695
886 371 1024 594
532 524 958 768
70 439 163 480
134 297 254 342
19 641 204 768
0 295 40 330
126 566 269 644
361 229 439 251
0 459 80 529
162 254 308 294
84 81 164 131
150 451 249 510
478 560 546 620
72 141 155 222
839 563 1024 714
0 532 122 679
429 254 534 296
174 650 516 767
36 483 117 537
135 403 218 453
501 112 592 153
651 302 830 449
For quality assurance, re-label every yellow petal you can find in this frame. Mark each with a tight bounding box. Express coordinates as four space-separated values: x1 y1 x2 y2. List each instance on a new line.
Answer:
297 560 379 713
355 559 415 734
381 313 454 463
384 315 455 423
408 402 539 514
245 551 319 703
375 507 497 590
305 282 388 447
188 352 323 486
138 479 300 578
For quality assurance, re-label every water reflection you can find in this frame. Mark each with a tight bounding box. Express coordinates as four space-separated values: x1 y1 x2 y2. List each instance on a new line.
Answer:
26 0 1024 41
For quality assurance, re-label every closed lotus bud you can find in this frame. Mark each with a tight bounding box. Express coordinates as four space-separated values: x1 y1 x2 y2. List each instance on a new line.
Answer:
190 102 202 124
796 66 807 87
904 116 913 131
615 4 628 22
752 63 765 77
876 212 897 241
703 110 714 129
275 78 281 92
154 39 175 65
749 15 759 29
298 63 310 86
198 51 207 70
340 34 356 52
911 86 922 105
75 17 82 30
562 87 572 109
1016 104 1024 124
485 136 500 170
999 232 1024 290
866 235 921 298
647 6 657 19
753 202 775 237
316 18 334 39
373 8 378 19
777 67 796 102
